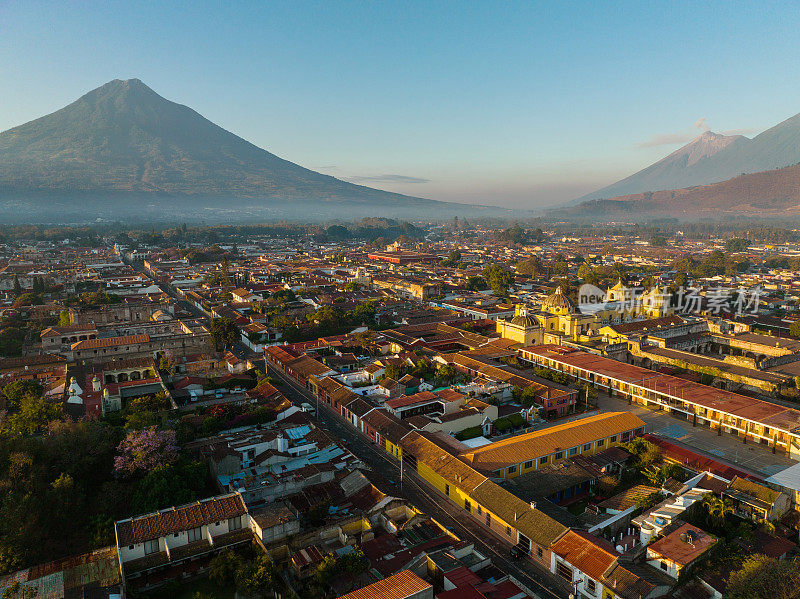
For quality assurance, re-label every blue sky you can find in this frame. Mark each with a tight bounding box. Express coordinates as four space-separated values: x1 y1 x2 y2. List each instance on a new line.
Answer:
1 1 799 208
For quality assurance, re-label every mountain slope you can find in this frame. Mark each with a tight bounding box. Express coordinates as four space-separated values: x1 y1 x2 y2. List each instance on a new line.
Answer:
557 162 800 219
579 111 800 202
0 78 433 205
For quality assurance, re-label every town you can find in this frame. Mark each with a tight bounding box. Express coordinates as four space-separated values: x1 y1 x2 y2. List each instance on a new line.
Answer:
1 219 799 599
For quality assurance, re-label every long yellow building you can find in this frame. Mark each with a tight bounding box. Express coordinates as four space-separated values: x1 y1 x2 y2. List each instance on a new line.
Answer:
401 431 567 569
459 411 646 479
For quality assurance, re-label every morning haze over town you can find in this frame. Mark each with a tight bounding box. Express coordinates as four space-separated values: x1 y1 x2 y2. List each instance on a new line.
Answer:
1 2 800 599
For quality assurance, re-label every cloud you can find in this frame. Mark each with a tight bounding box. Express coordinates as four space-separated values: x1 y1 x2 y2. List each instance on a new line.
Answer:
636 133 695 148
637 116 757 149
344 174 431 184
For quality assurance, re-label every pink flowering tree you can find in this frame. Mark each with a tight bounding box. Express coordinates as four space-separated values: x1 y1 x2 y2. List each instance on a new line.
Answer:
114 427 178 476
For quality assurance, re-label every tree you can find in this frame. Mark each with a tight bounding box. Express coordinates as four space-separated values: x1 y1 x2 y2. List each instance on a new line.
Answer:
440 250 462 267
482 264 514 297
726 554 800 599
5 394 61 435
129 459 207 514
790 319 800 339
235 554 276 596
466 276 487 291
272 288 296 303
516 256 546 277
208 317 239 351
519 385 540 408
58 310 71 326
114 427 178 476
12 276 21 295
209 550 244 585
344 281 361 292
702 494 733 528
725 237 750 253
624 437 661 470
650 234 668 247
2 380 44 411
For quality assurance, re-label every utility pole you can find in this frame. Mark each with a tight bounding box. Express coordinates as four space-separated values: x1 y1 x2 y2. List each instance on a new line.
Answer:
400 452 404 493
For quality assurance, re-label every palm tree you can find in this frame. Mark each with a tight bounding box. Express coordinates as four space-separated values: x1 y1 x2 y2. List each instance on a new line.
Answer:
703 494 732 527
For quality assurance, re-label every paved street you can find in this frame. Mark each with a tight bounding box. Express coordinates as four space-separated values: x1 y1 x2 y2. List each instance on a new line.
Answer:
595 392 797 477
127 259 209 320
264 360 574 599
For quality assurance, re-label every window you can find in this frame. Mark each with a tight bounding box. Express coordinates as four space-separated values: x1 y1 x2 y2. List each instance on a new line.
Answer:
128 544 134 550
144 539 159 555
583 443 591 451
228 516 243 531
445 484 450 497
524 460 533 469
660 560 668 571
506 526 512 536
609 435 617 443
486 513 491 526
477 505 482 515
508 465 517 474
586 579 596 593
556 561 573 581
555 451 563 460
186 527 203 543
569 447 578 456
537 547 543 558
173 533 179 538
539 456 548 465
596 440 604 448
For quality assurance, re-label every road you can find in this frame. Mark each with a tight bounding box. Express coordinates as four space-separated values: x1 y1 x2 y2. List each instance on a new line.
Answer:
124 258 566 594
264 359 572 599
126 260 209 320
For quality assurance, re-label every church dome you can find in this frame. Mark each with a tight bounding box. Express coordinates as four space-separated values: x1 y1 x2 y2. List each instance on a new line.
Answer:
509 312 536 328
542 287 577 312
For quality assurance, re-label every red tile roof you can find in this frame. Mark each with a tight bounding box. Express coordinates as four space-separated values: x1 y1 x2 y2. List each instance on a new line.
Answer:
72 334 150 350
115 493 246 546
338 569 432 599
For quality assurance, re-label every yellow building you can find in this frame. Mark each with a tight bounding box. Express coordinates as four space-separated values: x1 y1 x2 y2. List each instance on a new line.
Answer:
496 284 675 345
495 304 543 346
459 411 646 479
496 287 593 343
401 431 567 568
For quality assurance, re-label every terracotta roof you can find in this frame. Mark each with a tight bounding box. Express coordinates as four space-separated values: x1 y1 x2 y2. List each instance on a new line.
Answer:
460 412 645 472
435 388 466 403
648 523 717 566
286 355 333 379
72 334 150 350
727 475 781 504
605 315 686 335
40 325 98 337
337 569 431 599
551 529 619 581
468 479 567 548
115 493 246 546
386 391 439 409
401 432 487 493
522 344 800 434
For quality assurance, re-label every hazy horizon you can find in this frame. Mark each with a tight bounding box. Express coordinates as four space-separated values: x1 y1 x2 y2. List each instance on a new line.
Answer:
2 1 799 209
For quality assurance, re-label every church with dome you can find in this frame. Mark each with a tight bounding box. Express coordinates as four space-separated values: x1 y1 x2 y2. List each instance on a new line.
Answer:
496 282 674 345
